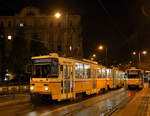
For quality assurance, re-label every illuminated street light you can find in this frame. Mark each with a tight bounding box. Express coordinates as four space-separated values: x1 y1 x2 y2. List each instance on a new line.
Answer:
54 12 61 19
98 45 103 50
54 11 72 56
93 54 96 58
142 50 147 55
132 50 148 66
91 58 94 60
133 51 136 55
98 45 108 66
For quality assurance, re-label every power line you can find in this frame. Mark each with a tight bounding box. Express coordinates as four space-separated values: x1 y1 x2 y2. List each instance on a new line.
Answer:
97 0 127 40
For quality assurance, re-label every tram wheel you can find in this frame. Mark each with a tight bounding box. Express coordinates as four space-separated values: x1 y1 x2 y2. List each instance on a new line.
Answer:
75 93 83 101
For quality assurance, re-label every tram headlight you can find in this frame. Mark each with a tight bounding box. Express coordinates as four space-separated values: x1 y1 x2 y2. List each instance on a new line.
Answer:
30 86 34 90
45 87 49 91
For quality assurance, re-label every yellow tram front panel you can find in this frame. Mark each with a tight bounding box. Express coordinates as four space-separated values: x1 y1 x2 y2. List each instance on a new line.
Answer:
30 78 61 100
127 79 140 86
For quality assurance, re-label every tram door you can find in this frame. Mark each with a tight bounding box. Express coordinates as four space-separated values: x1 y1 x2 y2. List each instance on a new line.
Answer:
112 70 115 88
63 65 73 98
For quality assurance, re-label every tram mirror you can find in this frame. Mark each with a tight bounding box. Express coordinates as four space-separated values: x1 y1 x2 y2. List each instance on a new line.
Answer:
60 65 63 71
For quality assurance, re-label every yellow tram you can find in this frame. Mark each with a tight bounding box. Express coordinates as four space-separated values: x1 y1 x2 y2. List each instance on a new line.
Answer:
126 67 144 89
29 53 125 101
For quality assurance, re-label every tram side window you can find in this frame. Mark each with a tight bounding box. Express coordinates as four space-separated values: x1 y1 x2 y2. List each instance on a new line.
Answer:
97 69 101 78
84 64 90 78
75 63 84 78
108 69 112 78
113 71 116 78
102 68 106 78
117 71 120 78
51 58 58 74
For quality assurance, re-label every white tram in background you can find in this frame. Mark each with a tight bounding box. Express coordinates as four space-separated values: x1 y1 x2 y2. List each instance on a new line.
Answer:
126 67 144 89
30 53 125 102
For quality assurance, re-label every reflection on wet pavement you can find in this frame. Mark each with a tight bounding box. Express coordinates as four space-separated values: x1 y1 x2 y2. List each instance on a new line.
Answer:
70 89 128 116
0 88 139 116
39 89 139 116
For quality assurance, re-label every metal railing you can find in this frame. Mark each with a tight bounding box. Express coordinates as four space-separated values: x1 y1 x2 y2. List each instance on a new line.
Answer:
0 82 29 96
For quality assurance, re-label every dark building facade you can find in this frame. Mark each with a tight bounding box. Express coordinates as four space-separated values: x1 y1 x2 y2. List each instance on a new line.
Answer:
0 7 83 57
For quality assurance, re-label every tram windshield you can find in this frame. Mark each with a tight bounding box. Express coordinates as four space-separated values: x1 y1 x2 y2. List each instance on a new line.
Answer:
32 58 58 78
128 75 139 79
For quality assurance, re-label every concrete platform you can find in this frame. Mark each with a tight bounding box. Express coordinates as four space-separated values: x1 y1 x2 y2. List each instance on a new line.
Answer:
112 87 150 116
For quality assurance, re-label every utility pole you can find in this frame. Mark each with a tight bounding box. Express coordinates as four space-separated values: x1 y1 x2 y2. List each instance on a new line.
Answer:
0 24 6 81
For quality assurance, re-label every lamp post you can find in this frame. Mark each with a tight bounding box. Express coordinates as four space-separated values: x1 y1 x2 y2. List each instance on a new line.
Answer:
54 12 61 19
54 11 71 57
132 50 147 66
98 45 108 66
0 24 6 81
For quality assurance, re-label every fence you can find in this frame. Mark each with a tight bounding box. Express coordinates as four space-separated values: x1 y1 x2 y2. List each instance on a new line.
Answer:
0 84 29 95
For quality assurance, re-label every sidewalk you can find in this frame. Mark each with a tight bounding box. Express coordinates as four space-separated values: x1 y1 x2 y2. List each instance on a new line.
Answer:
0 94 30 107
112 87 150 116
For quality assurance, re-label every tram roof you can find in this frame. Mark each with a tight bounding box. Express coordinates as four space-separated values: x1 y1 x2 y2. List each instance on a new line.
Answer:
31 53 99 65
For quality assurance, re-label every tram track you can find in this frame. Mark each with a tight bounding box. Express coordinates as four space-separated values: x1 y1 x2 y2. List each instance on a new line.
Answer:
0 88 132 116
105 90 137 116
135 96 149 116
39 88 127 116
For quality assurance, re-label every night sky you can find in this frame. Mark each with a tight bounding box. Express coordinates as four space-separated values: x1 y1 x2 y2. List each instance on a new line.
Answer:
0 0 150 65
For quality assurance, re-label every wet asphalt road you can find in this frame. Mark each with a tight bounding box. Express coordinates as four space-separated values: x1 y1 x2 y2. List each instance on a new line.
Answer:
0 88 140 116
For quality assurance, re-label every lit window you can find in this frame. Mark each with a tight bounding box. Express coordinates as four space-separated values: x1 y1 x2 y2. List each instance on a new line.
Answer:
20 23 24 27
69 46 72 51
8 35 12 40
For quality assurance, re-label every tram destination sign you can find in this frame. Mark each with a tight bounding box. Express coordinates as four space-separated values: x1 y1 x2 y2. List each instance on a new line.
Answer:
33 58 51 63
128 70 139 74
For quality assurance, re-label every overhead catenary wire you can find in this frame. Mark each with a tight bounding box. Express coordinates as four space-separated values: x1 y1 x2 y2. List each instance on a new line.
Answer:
97 0 127 40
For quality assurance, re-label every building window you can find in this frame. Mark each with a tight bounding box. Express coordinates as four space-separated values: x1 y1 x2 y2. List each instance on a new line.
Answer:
32 33 40 40
69 21 72 27
49 22 53 27
0 21 4 27
26 11 35 16
58 22 61 27
8 35 12 40
8 21 11 27
57 45 61 51
20 23 24 27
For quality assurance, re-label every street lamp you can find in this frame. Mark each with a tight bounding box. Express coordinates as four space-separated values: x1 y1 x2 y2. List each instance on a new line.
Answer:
93 54 96 58
98 45 108 66
54 12 61 19
133 51 136 55
142 51 147 55
54 11 72 57
132 50 147 66
98 45 103 50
